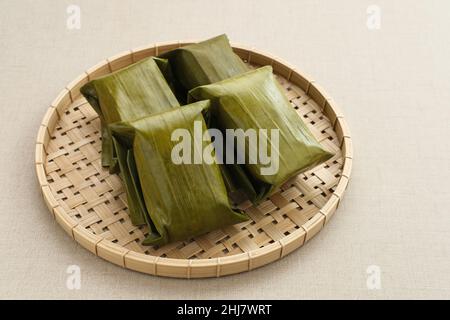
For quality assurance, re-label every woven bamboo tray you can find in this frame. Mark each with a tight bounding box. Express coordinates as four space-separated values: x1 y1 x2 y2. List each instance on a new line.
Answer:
35 42 353 278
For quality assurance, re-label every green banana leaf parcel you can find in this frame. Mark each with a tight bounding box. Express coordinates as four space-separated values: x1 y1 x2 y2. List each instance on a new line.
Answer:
161 34 248 102
77 34 332 246
110 100 248 246
80 57 180 173
80 57 180 226
188 66 334 198
162 34 266 202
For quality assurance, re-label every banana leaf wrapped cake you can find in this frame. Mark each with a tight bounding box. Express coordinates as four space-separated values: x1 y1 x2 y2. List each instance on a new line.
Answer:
80 34 332 246
80 57 180 173
110 101 248 246
80 57 180 225
162 34 261 201
188 66 334 198
161 34 248 102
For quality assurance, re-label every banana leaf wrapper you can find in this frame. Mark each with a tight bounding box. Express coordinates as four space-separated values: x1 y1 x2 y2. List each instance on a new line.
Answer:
161 34 261 202
110 100 248 246
80 57 180 174
160 34 248 103
111 136 148 226
188 66 334 199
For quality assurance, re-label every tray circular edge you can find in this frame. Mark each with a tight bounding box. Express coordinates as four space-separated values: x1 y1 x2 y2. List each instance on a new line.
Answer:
35 41 353 279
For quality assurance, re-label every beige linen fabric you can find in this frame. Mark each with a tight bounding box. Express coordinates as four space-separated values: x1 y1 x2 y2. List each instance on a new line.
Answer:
0 0 449 299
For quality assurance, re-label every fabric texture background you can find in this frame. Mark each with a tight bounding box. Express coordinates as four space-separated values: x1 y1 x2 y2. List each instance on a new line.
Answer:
0 0 449 299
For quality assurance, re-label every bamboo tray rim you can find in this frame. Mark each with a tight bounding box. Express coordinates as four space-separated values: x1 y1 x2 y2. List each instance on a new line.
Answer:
35 41 353 278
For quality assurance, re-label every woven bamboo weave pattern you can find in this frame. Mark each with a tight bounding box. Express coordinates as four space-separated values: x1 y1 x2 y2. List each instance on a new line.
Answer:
35 43 352 278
